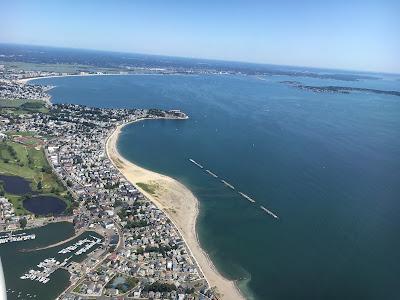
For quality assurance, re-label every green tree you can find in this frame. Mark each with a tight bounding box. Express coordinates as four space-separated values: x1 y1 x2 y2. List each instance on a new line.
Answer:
19 217 27 229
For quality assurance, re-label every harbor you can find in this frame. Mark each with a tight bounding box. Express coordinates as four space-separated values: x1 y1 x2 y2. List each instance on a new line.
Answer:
20 257 72 284
0 232 36 244
0 222 104 300
18 234 102 287
58 235 102 255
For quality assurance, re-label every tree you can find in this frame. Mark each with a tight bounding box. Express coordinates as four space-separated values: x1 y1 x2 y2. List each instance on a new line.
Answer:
22 193 32 201
37 181 43 190
42 165 52 173
0 184 4 196
19 217 27 229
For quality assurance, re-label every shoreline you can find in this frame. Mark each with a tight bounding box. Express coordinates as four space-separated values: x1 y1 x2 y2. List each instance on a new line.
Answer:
106 120 245 300
17 73 132 84
17 72 189 84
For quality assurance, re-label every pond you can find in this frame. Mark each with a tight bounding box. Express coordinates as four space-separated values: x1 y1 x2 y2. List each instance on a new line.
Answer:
23 195 67 215
0 174 67 215
0 174 32 195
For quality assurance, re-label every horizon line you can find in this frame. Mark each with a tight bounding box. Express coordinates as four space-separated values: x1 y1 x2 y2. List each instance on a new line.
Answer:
0 41 399 76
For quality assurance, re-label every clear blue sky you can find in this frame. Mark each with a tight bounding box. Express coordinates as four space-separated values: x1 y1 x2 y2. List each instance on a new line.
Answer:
1 0 399 73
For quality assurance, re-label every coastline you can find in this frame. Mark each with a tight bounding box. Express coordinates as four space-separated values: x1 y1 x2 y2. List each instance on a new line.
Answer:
106 120 245 300
17 72 178 85
17 73 128 84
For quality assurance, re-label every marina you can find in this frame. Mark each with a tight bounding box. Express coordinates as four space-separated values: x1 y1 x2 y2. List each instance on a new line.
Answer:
74 236 102 255
58 238 90 254
20 256 72 284
58 235 102 255
0 232 36 244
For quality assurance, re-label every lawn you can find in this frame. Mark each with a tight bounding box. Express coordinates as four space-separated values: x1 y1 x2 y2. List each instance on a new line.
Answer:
0 139 69 215
4 193 29 215
0 99 49 114
0 140 65 193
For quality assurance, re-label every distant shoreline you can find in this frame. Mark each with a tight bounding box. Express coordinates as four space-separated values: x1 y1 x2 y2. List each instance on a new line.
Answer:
106 119 245 300
18 73 135 84
18 72 192 85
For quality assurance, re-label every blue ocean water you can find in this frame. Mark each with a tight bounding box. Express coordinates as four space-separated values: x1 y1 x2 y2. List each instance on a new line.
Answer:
33 73 400 300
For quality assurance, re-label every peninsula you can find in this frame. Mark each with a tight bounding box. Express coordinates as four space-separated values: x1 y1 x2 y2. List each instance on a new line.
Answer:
1 70 243 299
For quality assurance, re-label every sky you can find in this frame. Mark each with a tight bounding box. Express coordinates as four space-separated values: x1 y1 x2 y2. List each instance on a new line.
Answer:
0 0 399 73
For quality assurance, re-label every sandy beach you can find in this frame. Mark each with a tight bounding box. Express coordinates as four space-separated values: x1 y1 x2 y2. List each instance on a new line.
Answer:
106 122 245 300
17 73 123 84
17 72 171 84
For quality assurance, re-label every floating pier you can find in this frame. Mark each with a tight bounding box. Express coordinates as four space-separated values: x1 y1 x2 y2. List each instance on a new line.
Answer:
0 233 36 244
58 238 90 254
58 236 101 255
20 256 72 284
260 206 279 219
75 236 101 256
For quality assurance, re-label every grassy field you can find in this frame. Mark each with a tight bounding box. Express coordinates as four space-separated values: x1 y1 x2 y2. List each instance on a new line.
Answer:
0 138 69 215
0 99 49 114
136 182 159 196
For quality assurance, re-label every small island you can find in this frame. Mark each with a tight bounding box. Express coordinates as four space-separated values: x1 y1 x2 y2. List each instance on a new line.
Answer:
281 80 400 97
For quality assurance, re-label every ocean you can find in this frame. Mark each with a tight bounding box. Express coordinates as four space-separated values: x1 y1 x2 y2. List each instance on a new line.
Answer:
32 73 400 300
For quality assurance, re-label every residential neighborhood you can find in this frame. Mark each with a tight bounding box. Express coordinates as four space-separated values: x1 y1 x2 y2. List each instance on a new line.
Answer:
0 96 215 299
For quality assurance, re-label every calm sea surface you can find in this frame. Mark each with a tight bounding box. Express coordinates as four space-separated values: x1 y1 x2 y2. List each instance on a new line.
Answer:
32 74 400 300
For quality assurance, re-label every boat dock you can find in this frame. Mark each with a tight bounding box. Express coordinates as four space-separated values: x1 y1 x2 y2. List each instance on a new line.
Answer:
58 235 101 255
58 238 90 254
20 256 72 284
75 236 101 255
20 236 102 285
0 232 36 244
